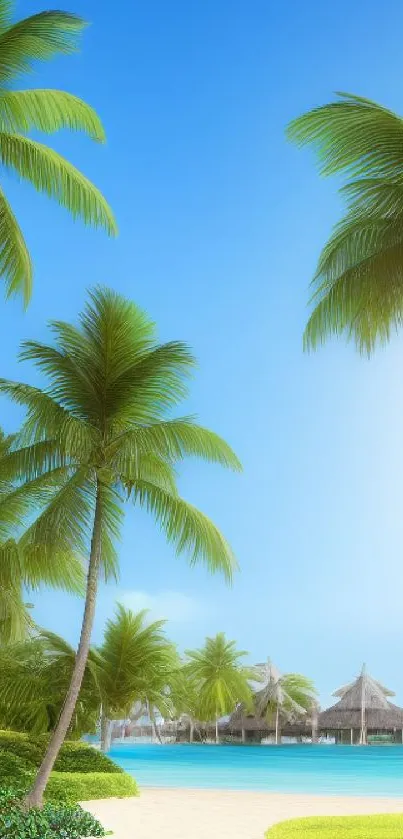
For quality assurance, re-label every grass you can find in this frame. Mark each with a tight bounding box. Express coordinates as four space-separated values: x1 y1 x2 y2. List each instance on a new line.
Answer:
266 815 403 837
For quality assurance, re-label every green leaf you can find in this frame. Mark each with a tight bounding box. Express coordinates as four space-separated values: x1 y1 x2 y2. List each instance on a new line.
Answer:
0 11 86 82
131 479 237 580
0 133 117 234
0 184 31 303
0 89 106 142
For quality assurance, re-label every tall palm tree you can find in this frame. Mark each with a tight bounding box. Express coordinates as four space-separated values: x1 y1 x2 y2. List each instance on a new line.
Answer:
96 605 179 751
255 659 316 744
287 93 403 354
0 286 241 806
0 427 84 644
184 633 254 743
0 1 116 303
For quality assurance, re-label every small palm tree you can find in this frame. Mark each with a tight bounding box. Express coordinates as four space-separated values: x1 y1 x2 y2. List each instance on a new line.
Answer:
0 1 116 302
287 93 403 354
0 286 241 806
0 428 84 644
0 630 100 735
0 606 178 746
184 633 254 743
255 659 316 744
96 605 178 751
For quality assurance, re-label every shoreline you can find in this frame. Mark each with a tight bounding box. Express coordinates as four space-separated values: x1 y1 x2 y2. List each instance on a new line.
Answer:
85 788 403 839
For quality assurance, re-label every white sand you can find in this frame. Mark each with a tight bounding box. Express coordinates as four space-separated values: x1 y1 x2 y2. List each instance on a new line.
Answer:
84 788 403 839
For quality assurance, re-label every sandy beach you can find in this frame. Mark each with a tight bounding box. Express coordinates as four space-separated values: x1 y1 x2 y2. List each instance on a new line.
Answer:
85 788 403 839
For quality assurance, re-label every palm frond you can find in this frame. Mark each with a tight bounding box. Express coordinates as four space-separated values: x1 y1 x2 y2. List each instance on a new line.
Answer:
19 467 94 559
111 419 242 471
0 184 31 303
287 92 403 178
0 11 86 83
0 133 116 234
131 480 237 580
0 89 105 141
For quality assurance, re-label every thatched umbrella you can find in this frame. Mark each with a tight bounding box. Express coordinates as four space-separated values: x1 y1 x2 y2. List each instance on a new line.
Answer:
254 659 316 744
319 663 403 744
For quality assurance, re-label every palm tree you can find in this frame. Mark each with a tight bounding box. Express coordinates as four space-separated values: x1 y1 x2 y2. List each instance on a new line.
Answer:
0 606 178 747
287 93 403 354
169 667 202 743
255 659 316 744
0 286 241 806
96 605 179 751
184 633 254 743
0 428 84 644
0 631 100 736
0 1 116 303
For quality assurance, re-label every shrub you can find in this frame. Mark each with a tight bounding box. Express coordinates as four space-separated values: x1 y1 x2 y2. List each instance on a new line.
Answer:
266 814 403 838
45 770 138 803
54 744 122 774
0 731 41 767
0 731 122 773
0 787 106 838
0 750 33 784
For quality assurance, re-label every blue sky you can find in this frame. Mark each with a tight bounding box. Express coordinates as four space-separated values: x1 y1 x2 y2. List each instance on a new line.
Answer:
3 0 403 707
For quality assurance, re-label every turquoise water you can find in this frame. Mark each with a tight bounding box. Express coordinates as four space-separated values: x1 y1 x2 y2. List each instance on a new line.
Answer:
109 743 403 797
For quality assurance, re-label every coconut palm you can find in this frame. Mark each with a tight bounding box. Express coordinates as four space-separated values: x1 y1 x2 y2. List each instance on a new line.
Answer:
0 1 116 303
0 428 84 644
0 286 241 806
96 605 179 751
184 633 254 743
0 606 178 747
169 667 202 742
287 93 403 354
255 659 316 744
0 630 100 736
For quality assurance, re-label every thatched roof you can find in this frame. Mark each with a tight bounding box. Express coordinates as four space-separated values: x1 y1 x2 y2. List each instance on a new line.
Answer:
319 664 403 731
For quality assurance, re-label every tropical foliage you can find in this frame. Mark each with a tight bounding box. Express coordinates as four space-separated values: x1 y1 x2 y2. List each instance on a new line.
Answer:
288 93 403 354
0 288 241 805
0 428 84 645
184 633 254 742
0 0 116 303
0 788 106 838
255 659 316 744
0 606 179 748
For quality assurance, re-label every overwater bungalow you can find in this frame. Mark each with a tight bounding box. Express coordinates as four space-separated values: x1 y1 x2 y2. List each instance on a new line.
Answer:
318 664 403 744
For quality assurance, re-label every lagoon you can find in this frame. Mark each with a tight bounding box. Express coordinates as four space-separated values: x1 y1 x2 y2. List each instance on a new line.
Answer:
109 743 403 797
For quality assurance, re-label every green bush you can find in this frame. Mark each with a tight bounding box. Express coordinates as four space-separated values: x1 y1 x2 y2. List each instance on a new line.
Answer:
0 750 33 784
0 730 121 773
0 731 41 766
266 815 403 838
45 770 138 803
0 787 106 838
54 743 122 774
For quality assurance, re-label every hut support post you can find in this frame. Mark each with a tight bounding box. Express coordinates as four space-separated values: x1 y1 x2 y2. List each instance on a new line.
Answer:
215 714 219 745
190 721 194 744
241 726 245 744
350 728 353 745
275 706 280 745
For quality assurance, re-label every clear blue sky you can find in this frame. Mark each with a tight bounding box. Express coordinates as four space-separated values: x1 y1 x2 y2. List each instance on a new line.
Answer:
2 0 403 708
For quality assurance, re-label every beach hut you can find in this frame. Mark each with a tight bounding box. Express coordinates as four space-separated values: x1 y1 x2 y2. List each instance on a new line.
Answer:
318 664 403 744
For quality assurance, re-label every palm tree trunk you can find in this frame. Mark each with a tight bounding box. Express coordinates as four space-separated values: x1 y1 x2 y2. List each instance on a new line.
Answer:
215 714 219 744
190 720 194 743
275 705 279 745
101 714 113 753
148 701 162 744
24 484 103 809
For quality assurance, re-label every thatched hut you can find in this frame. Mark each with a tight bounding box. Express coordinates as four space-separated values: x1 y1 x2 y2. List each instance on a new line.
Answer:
318 664 403 744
